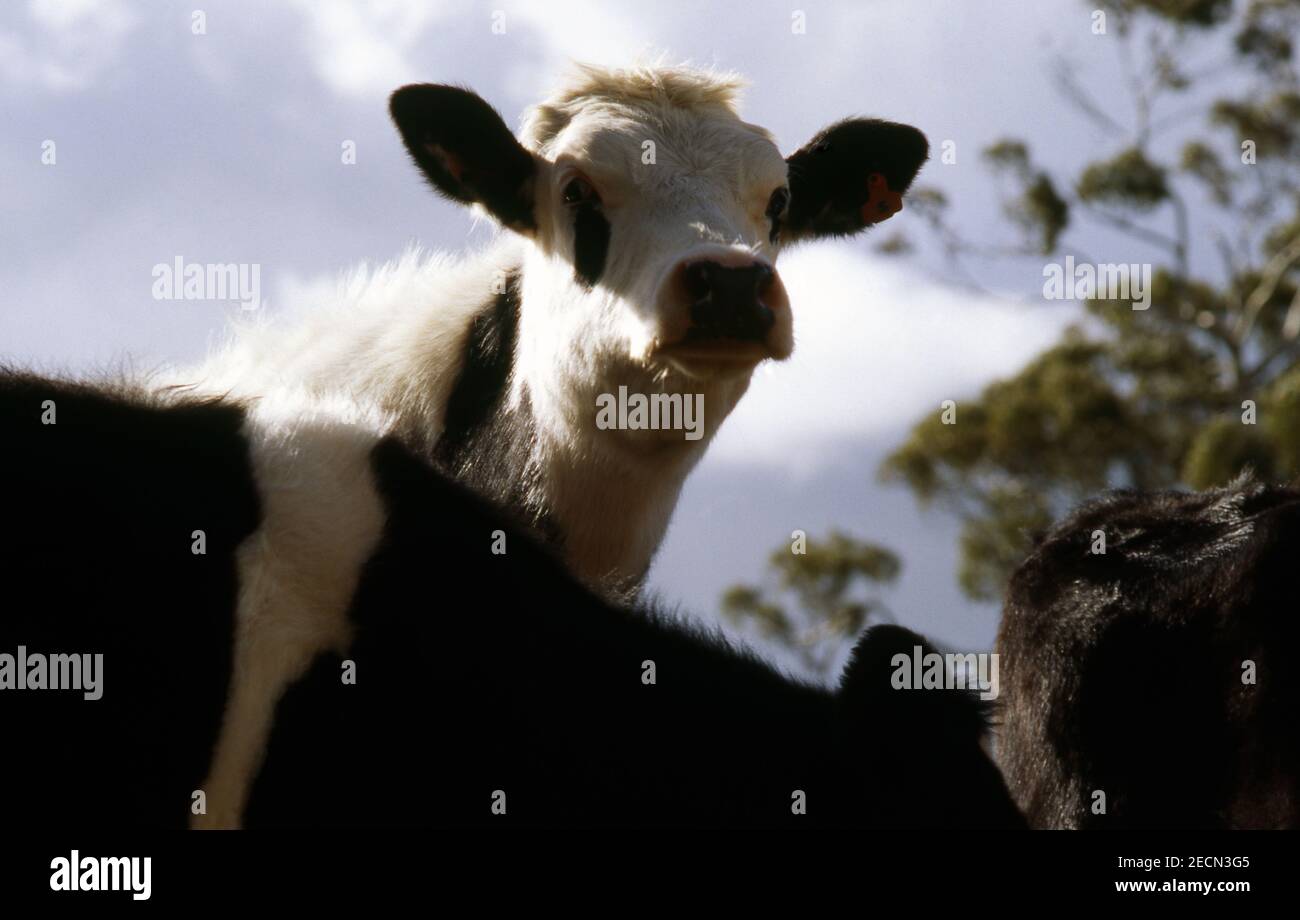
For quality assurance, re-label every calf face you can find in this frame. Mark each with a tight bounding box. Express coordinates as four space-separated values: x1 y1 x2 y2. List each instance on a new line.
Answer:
389 65 927 430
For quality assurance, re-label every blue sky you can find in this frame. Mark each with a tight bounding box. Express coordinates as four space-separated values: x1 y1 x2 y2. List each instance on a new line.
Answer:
0 0 1235 676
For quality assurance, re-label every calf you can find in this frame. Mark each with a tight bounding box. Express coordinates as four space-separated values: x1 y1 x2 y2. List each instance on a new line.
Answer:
0 370 1022 828
3 63 933 827
997 478 1300 828
188 63 929 593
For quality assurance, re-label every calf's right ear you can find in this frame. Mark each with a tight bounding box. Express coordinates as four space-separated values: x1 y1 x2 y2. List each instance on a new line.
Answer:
784 118 929 242
390 84 540 234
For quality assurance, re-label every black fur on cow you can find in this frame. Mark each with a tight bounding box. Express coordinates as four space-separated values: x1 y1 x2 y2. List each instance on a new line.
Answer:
997 478 1300 828
0 370 1023 828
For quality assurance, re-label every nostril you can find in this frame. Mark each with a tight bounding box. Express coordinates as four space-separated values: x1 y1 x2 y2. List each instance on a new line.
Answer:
682 261 715 301
680 259 778 344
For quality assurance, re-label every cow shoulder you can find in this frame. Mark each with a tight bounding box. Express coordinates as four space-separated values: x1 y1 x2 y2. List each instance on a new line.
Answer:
0 369 259 826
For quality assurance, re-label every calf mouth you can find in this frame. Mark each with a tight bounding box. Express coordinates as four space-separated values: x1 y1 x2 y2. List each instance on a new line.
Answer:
651 338 772 379
655 337 771 365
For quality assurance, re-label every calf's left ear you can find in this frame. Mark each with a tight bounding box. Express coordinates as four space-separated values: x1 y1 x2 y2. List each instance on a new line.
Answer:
783 118 928 243
390 83 540 234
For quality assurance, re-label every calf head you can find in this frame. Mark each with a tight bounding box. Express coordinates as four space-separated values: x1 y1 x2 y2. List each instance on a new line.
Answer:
390 65 927 453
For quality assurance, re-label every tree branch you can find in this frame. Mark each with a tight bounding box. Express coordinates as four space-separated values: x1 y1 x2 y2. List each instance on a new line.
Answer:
1050 58 1127 138
1080 203 1182 254
1234 233 1300 344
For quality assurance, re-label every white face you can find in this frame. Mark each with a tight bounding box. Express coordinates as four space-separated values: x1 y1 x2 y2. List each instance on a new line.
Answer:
525 104 795 385
389 73 928 449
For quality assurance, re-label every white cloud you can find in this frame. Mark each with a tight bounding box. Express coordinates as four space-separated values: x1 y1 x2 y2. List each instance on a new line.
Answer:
499 3 743 107
0 0 137 93
509 2 668 69
286 0 450 99
284 0 680 105
705 241 1073 472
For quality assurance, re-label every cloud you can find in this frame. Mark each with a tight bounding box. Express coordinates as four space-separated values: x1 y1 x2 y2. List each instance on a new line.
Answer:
508 2 669 69
282 0 682 111
0 0 138 93
285 0 452 99
704 241 1072 473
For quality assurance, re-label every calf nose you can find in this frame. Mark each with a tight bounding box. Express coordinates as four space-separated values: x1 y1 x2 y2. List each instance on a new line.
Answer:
681 260 777 343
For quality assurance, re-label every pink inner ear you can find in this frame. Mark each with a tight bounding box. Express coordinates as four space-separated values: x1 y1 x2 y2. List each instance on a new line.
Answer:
425 142 464 182
861 172 903 225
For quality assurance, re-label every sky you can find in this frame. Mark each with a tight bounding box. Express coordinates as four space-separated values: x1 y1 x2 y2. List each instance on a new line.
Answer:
0 0 1233 676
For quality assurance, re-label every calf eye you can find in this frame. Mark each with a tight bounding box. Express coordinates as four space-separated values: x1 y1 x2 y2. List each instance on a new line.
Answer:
766 186 790 243
562 173 610 289
563 175 600 207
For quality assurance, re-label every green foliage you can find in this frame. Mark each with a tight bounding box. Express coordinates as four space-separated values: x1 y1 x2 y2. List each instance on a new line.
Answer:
721 532 899 677
1020 175 1073 253
1077 148 1170 210
883 0 1300 599
903 187 951 239
1179 141 1232 204
1264 364 1300 470
1211 91 1300 157
874 232 914 256
1235 0 1300 73
1110 0 1234 27
957 486 1055 601
1180 416 1277 486
984 140 1071 252
983 140 1032 178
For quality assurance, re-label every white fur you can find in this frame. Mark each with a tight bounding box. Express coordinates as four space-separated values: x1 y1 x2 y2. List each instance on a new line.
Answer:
183 244 518 456
191 394 388 829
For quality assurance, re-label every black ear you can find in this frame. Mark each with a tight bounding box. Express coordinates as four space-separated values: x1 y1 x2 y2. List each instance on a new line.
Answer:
837 624 989 742
784 119 928 242
390 84 539 233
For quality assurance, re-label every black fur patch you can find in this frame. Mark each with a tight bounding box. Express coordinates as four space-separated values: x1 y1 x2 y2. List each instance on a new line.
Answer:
432 273 555 539
0 370 260 827
997 478 1300 828
572 201 610 288
435 273 520 466
785 118 928 240
244 435 1025 828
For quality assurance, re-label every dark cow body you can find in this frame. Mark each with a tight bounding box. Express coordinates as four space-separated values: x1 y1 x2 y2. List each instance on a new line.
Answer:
997 479 1300 828
0 370 260 827
0 371 1023 828
246 439 1022 827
